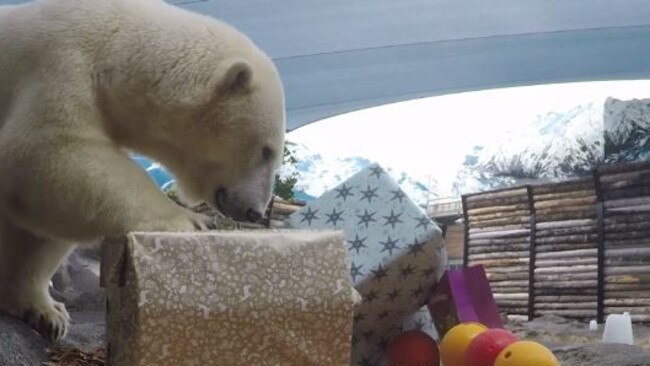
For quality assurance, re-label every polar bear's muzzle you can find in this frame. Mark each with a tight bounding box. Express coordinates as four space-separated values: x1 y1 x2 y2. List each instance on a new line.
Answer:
215 187 264 223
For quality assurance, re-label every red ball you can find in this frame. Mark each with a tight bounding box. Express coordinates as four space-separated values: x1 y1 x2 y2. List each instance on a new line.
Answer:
387 330 440 366
465 328 519 366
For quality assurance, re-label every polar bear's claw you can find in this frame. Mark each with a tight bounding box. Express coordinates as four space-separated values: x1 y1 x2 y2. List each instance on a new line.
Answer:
188 212 218 231
21 300 69 341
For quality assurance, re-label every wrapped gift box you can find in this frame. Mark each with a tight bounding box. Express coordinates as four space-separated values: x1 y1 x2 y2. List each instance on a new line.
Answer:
402 307 440 340
100 230 360 366
287 164 448 366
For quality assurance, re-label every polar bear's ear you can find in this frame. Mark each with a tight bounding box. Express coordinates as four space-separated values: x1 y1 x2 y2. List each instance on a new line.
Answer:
221 60 253 94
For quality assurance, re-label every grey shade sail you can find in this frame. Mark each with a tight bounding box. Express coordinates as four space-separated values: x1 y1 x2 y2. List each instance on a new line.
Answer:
3 0 650 130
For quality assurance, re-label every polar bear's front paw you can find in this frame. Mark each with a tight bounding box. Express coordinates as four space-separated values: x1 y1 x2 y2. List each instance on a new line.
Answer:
186 211 218 231
20 299 70 341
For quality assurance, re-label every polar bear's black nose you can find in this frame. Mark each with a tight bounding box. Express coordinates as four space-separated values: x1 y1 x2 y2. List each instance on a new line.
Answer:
245 209 263 223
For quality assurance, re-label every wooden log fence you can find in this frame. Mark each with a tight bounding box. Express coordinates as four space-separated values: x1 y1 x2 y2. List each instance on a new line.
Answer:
463 162 650 323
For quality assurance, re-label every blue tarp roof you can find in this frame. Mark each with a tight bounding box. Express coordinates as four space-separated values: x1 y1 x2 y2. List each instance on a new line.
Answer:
178 0 650 130
3 0 650 130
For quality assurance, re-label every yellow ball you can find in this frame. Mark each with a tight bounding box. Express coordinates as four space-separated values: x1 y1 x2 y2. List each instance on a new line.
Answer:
439 323 488 366
494 340 560 366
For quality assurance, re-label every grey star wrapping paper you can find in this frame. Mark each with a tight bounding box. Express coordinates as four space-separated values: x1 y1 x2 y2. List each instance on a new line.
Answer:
287 164 448 366
100 230 361 366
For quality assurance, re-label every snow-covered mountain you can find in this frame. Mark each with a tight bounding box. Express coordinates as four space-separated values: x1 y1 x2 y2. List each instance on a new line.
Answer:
278 143 437 206
454 103 605 195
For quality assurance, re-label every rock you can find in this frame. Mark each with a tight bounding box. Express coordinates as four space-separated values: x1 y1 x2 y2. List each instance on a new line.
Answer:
57 311 106 352
0 310 106 366
1 246 107 366
0 313 49 366
51 247 105 313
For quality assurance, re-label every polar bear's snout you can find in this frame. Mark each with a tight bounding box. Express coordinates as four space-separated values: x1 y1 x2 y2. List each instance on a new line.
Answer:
215 187 266 223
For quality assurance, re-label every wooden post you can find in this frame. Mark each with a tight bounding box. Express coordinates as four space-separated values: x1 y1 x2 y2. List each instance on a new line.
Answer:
593 169 606 324
527 185 536 321
462 194 470 267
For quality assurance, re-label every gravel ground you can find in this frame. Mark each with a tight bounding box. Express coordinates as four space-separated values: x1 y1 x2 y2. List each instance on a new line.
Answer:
1 246 649 365
0 310 104 366
507 314 650 366
2 310 650 365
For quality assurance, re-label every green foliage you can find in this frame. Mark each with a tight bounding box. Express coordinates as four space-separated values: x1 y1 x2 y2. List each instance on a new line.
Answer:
274 174 297 200
274 141 299 201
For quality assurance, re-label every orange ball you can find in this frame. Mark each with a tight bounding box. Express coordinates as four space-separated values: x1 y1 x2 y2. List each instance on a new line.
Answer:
439 323 488 366
494 340 560 366
387 330 440 366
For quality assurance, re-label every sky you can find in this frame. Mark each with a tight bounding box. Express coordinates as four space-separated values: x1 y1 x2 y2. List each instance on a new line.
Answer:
288 80 650 196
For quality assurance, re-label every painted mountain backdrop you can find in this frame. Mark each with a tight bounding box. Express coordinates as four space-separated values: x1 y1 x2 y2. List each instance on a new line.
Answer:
277 142 437 206
604 97 650 163
454 97 650 195
453 102 605 194
135 97 650 205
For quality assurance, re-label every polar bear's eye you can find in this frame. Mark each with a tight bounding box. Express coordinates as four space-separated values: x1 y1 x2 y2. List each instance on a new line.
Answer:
262 146 273 162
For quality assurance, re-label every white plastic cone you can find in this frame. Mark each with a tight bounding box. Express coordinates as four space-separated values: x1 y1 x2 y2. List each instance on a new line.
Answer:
602 312 634 345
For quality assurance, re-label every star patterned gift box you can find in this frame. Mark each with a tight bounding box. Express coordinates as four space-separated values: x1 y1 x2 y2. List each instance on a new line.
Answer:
100 230 361 366
287 164 448 366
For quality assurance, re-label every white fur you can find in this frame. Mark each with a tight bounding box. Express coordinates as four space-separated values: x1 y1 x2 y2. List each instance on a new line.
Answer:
0 0 285 340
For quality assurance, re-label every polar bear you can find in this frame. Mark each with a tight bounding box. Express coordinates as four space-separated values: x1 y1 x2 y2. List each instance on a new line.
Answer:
0 0 285 340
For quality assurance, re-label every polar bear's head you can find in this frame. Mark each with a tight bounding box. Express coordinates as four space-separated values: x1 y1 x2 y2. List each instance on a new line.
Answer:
99 13 287 222
153 57 286 223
